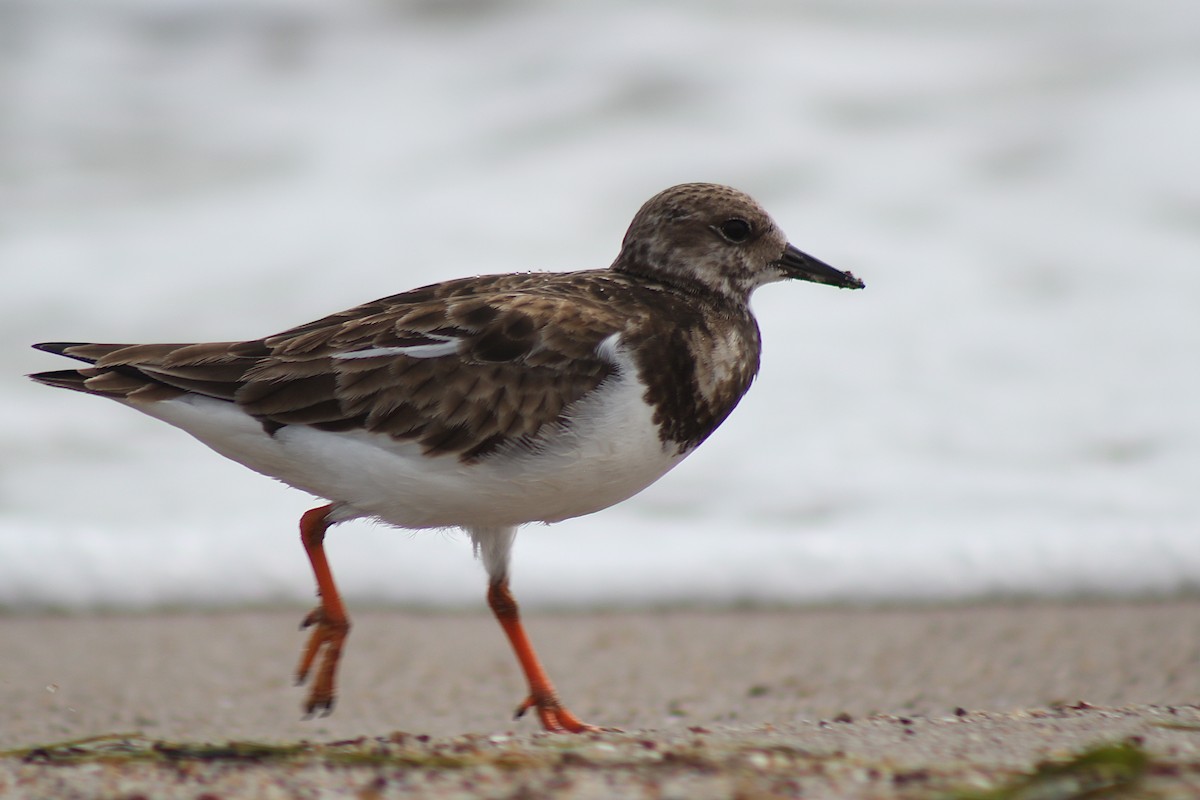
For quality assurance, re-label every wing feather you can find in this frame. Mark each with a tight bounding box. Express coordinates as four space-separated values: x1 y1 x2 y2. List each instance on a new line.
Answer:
38 272 652 461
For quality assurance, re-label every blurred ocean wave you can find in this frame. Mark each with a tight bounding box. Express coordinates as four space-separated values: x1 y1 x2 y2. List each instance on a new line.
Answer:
2 0 1197 608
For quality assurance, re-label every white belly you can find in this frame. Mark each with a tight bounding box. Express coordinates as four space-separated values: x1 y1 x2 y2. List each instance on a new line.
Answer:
131 353 688 530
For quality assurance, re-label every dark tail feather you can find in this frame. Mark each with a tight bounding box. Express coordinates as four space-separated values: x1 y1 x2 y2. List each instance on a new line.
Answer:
29 365 185 401
28 369 93 393
31 341 226 402
32 342 107 364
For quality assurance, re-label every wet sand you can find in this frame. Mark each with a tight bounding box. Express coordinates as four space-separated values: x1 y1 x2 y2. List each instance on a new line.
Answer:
2 600 1199 797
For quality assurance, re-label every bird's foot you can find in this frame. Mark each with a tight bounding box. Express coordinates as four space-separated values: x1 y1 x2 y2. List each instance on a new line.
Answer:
515 691 611 733
296 605 350 717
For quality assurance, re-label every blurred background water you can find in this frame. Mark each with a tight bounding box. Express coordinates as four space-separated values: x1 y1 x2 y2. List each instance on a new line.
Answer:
2 0 1198 609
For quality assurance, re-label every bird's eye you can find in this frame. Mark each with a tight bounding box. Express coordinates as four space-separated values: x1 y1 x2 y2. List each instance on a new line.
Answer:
718 218 752 243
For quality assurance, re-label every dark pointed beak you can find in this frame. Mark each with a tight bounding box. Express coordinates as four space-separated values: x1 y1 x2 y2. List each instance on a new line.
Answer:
774 243 865 290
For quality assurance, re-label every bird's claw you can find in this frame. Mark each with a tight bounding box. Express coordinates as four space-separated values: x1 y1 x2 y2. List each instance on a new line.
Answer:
299 606 322 631
302 697 335 719
515 693 604 733
295 604 349 718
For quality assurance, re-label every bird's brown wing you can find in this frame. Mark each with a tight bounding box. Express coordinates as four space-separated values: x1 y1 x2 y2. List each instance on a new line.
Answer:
32 272 651 461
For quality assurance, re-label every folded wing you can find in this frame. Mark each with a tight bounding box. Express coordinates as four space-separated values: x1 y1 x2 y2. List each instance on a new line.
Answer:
31 273 640 462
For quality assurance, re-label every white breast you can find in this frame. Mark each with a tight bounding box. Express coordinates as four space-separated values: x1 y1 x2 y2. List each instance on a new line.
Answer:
129 337 689 530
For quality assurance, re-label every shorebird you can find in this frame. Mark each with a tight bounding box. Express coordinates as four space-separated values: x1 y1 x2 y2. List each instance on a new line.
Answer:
30 183 864 732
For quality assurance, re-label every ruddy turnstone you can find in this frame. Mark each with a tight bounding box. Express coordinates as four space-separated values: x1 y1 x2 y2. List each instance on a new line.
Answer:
30 183 864 733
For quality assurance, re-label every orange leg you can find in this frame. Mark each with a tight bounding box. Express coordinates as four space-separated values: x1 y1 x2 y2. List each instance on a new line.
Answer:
294 504 350 716
487 579 600 733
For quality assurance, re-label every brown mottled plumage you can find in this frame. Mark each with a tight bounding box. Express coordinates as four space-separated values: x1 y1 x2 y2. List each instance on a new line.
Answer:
30 183 864 733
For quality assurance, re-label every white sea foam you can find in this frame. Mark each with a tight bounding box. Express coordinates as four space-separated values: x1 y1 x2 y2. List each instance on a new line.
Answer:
2 0 1197 609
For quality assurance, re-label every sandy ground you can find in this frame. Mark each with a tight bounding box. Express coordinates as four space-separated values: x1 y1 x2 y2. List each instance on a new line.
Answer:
2 600 1199 797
